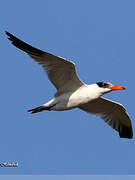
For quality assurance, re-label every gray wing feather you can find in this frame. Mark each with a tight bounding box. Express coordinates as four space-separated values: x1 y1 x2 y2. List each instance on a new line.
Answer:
79 97 133 139
6 31 84 95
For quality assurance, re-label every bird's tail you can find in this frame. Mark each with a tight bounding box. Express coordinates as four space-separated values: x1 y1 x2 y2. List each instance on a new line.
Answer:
28 105 52 114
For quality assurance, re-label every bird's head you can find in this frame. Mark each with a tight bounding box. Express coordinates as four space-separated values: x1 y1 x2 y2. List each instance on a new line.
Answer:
96 81 126 95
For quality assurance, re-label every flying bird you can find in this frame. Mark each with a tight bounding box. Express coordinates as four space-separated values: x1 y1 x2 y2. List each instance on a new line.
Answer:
5 31 133 139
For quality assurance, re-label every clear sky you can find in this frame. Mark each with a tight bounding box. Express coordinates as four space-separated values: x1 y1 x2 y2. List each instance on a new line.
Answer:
1 175 135 180
0 0 135 176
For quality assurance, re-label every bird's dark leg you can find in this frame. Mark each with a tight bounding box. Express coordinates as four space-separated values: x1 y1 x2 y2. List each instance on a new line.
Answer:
28 105 54 114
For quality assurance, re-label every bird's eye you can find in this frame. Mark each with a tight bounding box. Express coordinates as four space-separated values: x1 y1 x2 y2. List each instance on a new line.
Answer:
103 83 108 87
96 82 110 88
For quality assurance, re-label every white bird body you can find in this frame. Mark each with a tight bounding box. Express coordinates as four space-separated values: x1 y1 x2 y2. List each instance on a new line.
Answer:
44 84 104 111
6 31 133 139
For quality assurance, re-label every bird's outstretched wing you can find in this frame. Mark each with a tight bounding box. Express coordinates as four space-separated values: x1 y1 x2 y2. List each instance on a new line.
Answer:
79 97 133 138
5 31 84 96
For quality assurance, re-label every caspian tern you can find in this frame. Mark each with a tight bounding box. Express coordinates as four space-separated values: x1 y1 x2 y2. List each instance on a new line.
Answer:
6 31 133 139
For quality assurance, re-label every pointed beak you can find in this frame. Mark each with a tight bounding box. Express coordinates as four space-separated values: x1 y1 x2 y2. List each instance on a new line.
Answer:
109 85 126 90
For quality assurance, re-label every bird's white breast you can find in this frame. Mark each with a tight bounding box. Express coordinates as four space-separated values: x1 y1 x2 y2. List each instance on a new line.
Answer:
67 84 101 107
52 84 101 110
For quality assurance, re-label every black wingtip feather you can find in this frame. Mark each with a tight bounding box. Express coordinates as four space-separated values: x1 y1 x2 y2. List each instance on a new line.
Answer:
119 126 133 139
5 31 10 36
5 31 44 56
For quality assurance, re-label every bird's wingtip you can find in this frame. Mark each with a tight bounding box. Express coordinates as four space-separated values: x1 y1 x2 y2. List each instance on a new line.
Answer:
5 31 14 42
5 31 10 36
119 126 133 139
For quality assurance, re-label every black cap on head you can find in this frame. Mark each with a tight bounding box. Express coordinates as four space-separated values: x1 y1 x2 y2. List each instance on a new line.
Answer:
96 82 112 88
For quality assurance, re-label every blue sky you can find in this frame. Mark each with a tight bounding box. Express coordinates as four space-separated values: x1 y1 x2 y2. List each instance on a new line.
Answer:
0 0 135 176
1 175 135 180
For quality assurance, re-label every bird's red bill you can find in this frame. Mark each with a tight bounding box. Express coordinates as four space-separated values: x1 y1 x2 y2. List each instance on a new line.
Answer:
109 85 126 90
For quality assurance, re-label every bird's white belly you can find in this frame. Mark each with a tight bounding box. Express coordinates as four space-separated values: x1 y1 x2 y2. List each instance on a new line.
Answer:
51 86 100 111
